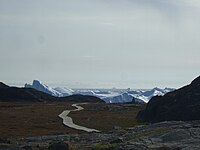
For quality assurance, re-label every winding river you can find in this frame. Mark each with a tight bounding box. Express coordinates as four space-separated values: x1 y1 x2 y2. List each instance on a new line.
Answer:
59 103 100 132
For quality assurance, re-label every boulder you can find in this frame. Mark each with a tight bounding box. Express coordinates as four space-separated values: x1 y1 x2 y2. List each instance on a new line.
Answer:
48 141 69 150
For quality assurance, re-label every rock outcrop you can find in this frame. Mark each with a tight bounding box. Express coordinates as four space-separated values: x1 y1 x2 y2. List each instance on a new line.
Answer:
48 141 69 150
2 121 200 150
137 76 200 122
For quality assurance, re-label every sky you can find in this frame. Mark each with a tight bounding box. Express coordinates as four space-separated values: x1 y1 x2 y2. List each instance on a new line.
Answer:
0 0 200 89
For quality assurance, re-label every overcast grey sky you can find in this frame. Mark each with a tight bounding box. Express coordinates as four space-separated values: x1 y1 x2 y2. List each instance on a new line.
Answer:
0 0 200 88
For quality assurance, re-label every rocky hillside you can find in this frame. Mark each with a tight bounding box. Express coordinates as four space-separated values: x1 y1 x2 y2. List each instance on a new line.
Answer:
137 76 200 122
0 84 55 102
0 82 104 103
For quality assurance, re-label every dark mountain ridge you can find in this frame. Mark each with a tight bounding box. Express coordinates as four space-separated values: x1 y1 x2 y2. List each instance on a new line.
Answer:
137 75 200 122
0 82 104 103
0 82 9 88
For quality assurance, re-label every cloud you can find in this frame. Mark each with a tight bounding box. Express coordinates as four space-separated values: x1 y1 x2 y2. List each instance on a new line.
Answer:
0 0 200 88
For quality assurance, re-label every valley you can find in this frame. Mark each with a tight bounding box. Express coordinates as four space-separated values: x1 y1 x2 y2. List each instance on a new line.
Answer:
0 102 143 137
1 0 200 149
1 76 200 149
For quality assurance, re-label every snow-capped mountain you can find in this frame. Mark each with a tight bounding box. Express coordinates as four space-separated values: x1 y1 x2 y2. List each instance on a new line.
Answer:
103 92 144 103
142 87 165 97
163 88 176 93
54 87 74 97
102 87 175 103
73 89 96 96
25 80 73 97
24 80 175 103
129 87 175 103
25 80 62 97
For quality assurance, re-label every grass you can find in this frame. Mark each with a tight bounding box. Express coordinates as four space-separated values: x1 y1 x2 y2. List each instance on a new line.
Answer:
69 103 144 132
0 102 78 137
0 102 144 137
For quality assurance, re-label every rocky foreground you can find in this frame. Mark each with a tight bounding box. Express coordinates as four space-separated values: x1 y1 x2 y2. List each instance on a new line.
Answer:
1 121 200 150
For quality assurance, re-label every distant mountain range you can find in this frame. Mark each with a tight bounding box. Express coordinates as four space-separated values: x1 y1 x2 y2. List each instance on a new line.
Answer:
137 75 200 122
0 82 103 103
102 87 175 103
24 80 175 103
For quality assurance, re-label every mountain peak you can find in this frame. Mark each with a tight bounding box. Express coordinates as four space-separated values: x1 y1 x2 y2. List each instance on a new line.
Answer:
33 80 42 85
32 80 47 89
25 80 62 97
152 87 162 91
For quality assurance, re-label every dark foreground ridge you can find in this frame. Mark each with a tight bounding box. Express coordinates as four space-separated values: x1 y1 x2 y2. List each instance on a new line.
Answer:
137 75 200 122
0 82 104 103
